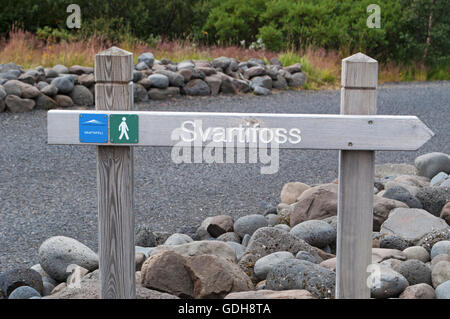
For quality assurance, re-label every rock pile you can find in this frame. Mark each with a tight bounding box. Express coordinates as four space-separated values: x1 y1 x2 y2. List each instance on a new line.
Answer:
1 152 448 299
0 55 306 113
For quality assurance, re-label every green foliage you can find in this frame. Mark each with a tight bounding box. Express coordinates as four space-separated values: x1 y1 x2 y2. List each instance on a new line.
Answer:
0 0 449 66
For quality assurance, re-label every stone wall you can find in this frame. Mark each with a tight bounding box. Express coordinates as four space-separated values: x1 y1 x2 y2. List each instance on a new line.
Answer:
0 53 306 113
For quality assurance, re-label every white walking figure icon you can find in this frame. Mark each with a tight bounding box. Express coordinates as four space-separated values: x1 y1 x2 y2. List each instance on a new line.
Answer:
118 117 129 140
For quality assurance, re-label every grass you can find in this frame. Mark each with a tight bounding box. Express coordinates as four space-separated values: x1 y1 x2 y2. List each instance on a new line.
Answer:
1 29 448 90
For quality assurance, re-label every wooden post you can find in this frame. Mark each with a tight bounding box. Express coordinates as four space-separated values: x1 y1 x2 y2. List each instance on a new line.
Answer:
336 53 378 299
95 47 136 299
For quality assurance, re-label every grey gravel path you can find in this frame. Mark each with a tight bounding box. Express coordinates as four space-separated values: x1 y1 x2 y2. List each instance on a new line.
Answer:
1 81 449 272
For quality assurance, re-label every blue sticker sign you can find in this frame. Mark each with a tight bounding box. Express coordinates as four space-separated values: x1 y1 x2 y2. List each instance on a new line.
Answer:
79 114 109 143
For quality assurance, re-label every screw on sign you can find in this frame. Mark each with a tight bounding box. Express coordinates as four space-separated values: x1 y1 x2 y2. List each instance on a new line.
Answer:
47 48 434 299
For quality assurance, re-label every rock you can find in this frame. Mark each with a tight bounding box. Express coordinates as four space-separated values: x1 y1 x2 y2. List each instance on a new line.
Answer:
254 252 295 280
135 62 149 71
138 78 152 90
217 232 241 243
54 95 73 108
68 65 93 75
204 75 222 95
193 217 214 240
133 83 148 102
195 67 216 76
274 224 291 232
35 94 58 110
432 254 450 268
399 283 436 299
233 79 251 93
182 79 210 96
247 58 265 67
380 258 403 270
177 61 195 71
212 57 232 70
5 95 35 112
8 286 41 299
372 248 407 263
19 82 40 99
431 241 450 259
150 240 237 263
403 246 430 262
207 215 234 238
272 75 288 89
135 253 145 271
270 58 283 66
284 63 302 74
41 84 58 96
219 74 237 94
155 70 185 87
178 68 192 82
52 64 69 74
244 66 266 79
396 259 432 285
234 214 268 238
287 72 306 87
148 87 180 100
225 242 246 260
266 259 335 298
290 183 338 227
66 265 89 287
415 152 450 179
148 74 169 89
319 258 337 271
266 214 280 226
225 289 316 299
132 70 144 83
135 246 153 258
69 85 93 106
51 75 75 94
164 233 193 245
368 265 409 298
0 268 43 296
382 185 422 208
3 80 22 96
251 75 272 89
38 236 99 282
381 208 449 244
380 235 410 251
435 280 450 299
140 251 193 298
441 202 450 225
42 281 55 296
138 52 155 68
415 186 450 216
135 225 156 247
296 250 323 264
290 220 336 248
44 68 58 78
431 172 449 187
431 261 450 288
184 254 254 299
241 234 251 247
18 72 37 85
252 86 271 96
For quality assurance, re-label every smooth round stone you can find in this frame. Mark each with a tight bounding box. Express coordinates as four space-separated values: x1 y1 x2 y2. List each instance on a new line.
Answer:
290 220 336 248
164 233 193 246
414 152 450 179
435 280 450 299
431 241 450 259
403 246 430 262
138 52 154 68
369 265 409 298
8 286 41 299
396 259 432 285
254 252 295 280
234 215 268 238
52 64 69 74
177 61 195 70
51 75 75 94
431 261 450 288
431 254 450 268
148 74 169 89
399 283 436 299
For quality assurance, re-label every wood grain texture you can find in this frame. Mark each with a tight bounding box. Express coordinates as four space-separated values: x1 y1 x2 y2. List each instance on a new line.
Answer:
47 110 434 150
336 53 377 299
95 47 135 299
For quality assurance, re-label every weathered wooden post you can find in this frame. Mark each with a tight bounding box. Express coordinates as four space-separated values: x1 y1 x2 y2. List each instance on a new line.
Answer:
336 53 378 299
95 47 136 298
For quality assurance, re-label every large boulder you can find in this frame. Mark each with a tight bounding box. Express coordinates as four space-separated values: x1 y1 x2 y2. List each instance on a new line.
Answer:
38 236 99 282
149 240 237 263
182 79 210 96
184 254 254 299
396 259 432 285
138 52 155 68
155 70 184 87
140 251 193 298
380 208 450 244
51 75 75 94
148 74 169 89
265 259 335 298
382 185 422 209
287 72 306 87
415 152 450 179
280 182 310 204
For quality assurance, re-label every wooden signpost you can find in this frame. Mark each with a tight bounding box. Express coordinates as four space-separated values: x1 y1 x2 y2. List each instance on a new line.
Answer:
47 48 434 299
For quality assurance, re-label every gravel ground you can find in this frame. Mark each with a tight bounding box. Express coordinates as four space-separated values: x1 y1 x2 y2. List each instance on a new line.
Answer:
1 81 449 272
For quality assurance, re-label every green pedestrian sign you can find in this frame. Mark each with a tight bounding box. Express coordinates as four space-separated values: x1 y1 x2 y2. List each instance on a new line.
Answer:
109 114 139 144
